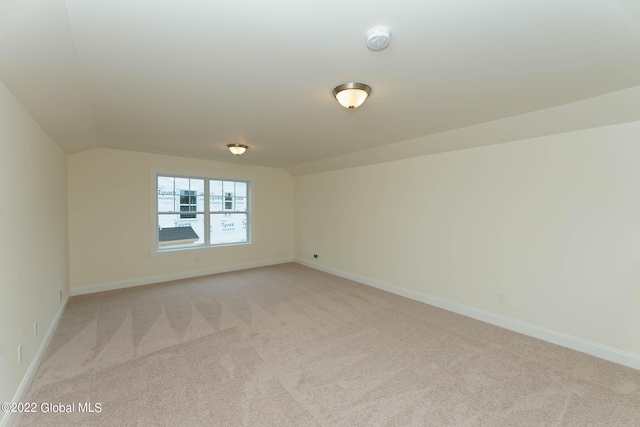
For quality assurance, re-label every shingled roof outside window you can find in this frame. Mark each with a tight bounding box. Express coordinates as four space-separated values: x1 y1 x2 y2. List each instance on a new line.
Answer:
158 226 199 245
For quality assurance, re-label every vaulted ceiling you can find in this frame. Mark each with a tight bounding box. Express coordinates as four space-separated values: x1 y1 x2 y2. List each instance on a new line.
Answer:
2 0 640 174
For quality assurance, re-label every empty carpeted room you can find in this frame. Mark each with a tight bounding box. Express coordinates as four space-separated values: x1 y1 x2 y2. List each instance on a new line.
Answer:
2 1 640 426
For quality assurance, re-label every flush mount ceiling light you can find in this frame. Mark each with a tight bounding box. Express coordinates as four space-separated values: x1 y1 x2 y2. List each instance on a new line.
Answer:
332 82 372 109
227 144 248 155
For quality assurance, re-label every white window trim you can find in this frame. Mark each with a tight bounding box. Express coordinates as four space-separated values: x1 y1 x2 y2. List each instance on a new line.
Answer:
151 169 252 255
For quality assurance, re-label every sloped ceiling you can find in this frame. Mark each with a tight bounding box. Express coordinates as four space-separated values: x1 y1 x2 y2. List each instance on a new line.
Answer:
2 0 640 174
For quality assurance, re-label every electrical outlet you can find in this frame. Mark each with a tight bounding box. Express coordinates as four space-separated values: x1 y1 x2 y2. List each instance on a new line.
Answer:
497 292 507 304
34 322 38 337
313 254 318 259
18 344 22 364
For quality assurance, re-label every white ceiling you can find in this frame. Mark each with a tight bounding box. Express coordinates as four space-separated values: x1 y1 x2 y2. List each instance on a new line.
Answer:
2 0 640 174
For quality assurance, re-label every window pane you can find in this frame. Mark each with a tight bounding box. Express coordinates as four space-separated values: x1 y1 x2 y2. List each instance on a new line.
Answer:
179 206 195 219
235 182 247 197
235 182 247 212
179 189 198 219
223 181 235 195
210 180 223 211
235 197 247 212
157 176 175 213
174 178 190 211
191 179 205 211
224 192 233 211
158 213 204 249
210 213 247 245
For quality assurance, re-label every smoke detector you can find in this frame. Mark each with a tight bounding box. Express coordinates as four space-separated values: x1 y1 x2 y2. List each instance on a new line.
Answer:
366 26 391 50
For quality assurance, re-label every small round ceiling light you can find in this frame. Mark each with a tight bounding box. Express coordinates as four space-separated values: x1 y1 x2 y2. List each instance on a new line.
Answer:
332 82 372 109
227 144 248 155
366 26 391 50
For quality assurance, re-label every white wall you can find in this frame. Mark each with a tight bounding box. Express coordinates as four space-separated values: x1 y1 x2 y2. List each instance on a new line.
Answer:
295 121 640 361
67 148 294 292
0 82 69 411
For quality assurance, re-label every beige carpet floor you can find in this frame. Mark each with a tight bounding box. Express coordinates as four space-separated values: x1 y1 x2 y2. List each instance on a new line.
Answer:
15 263 640 426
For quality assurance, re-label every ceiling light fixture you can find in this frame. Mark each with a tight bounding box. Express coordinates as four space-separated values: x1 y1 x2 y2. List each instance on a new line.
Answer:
332 82 372 109
227 144 248 155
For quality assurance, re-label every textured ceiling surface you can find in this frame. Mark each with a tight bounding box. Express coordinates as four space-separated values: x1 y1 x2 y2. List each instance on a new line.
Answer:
1 0 640 173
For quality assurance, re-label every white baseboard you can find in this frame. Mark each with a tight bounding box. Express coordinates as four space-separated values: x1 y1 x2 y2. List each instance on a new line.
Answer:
296 259 640 371
71 258 295 296
1 296 69 427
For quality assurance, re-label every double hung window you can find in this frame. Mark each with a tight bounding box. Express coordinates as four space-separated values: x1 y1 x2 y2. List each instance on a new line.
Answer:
180 190 197 219
156 175 249 251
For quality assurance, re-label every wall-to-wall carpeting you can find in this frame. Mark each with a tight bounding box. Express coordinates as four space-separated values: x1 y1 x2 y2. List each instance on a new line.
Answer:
16 263 640 426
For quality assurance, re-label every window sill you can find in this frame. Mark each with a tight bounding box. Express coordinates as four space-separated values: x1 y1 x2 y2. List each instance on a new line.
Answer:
150 241 252 257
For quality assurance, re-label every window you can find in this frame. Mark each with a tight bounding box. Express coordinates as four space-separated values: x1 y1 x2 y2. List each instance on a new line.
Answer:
224 192 233 210
180 190 197 219
156 175 249 251
210 180 248 245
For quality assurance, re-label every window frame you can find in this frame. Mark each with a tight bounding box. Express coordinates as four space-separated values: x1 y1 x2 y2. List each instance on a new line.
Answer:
153 172 251 254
